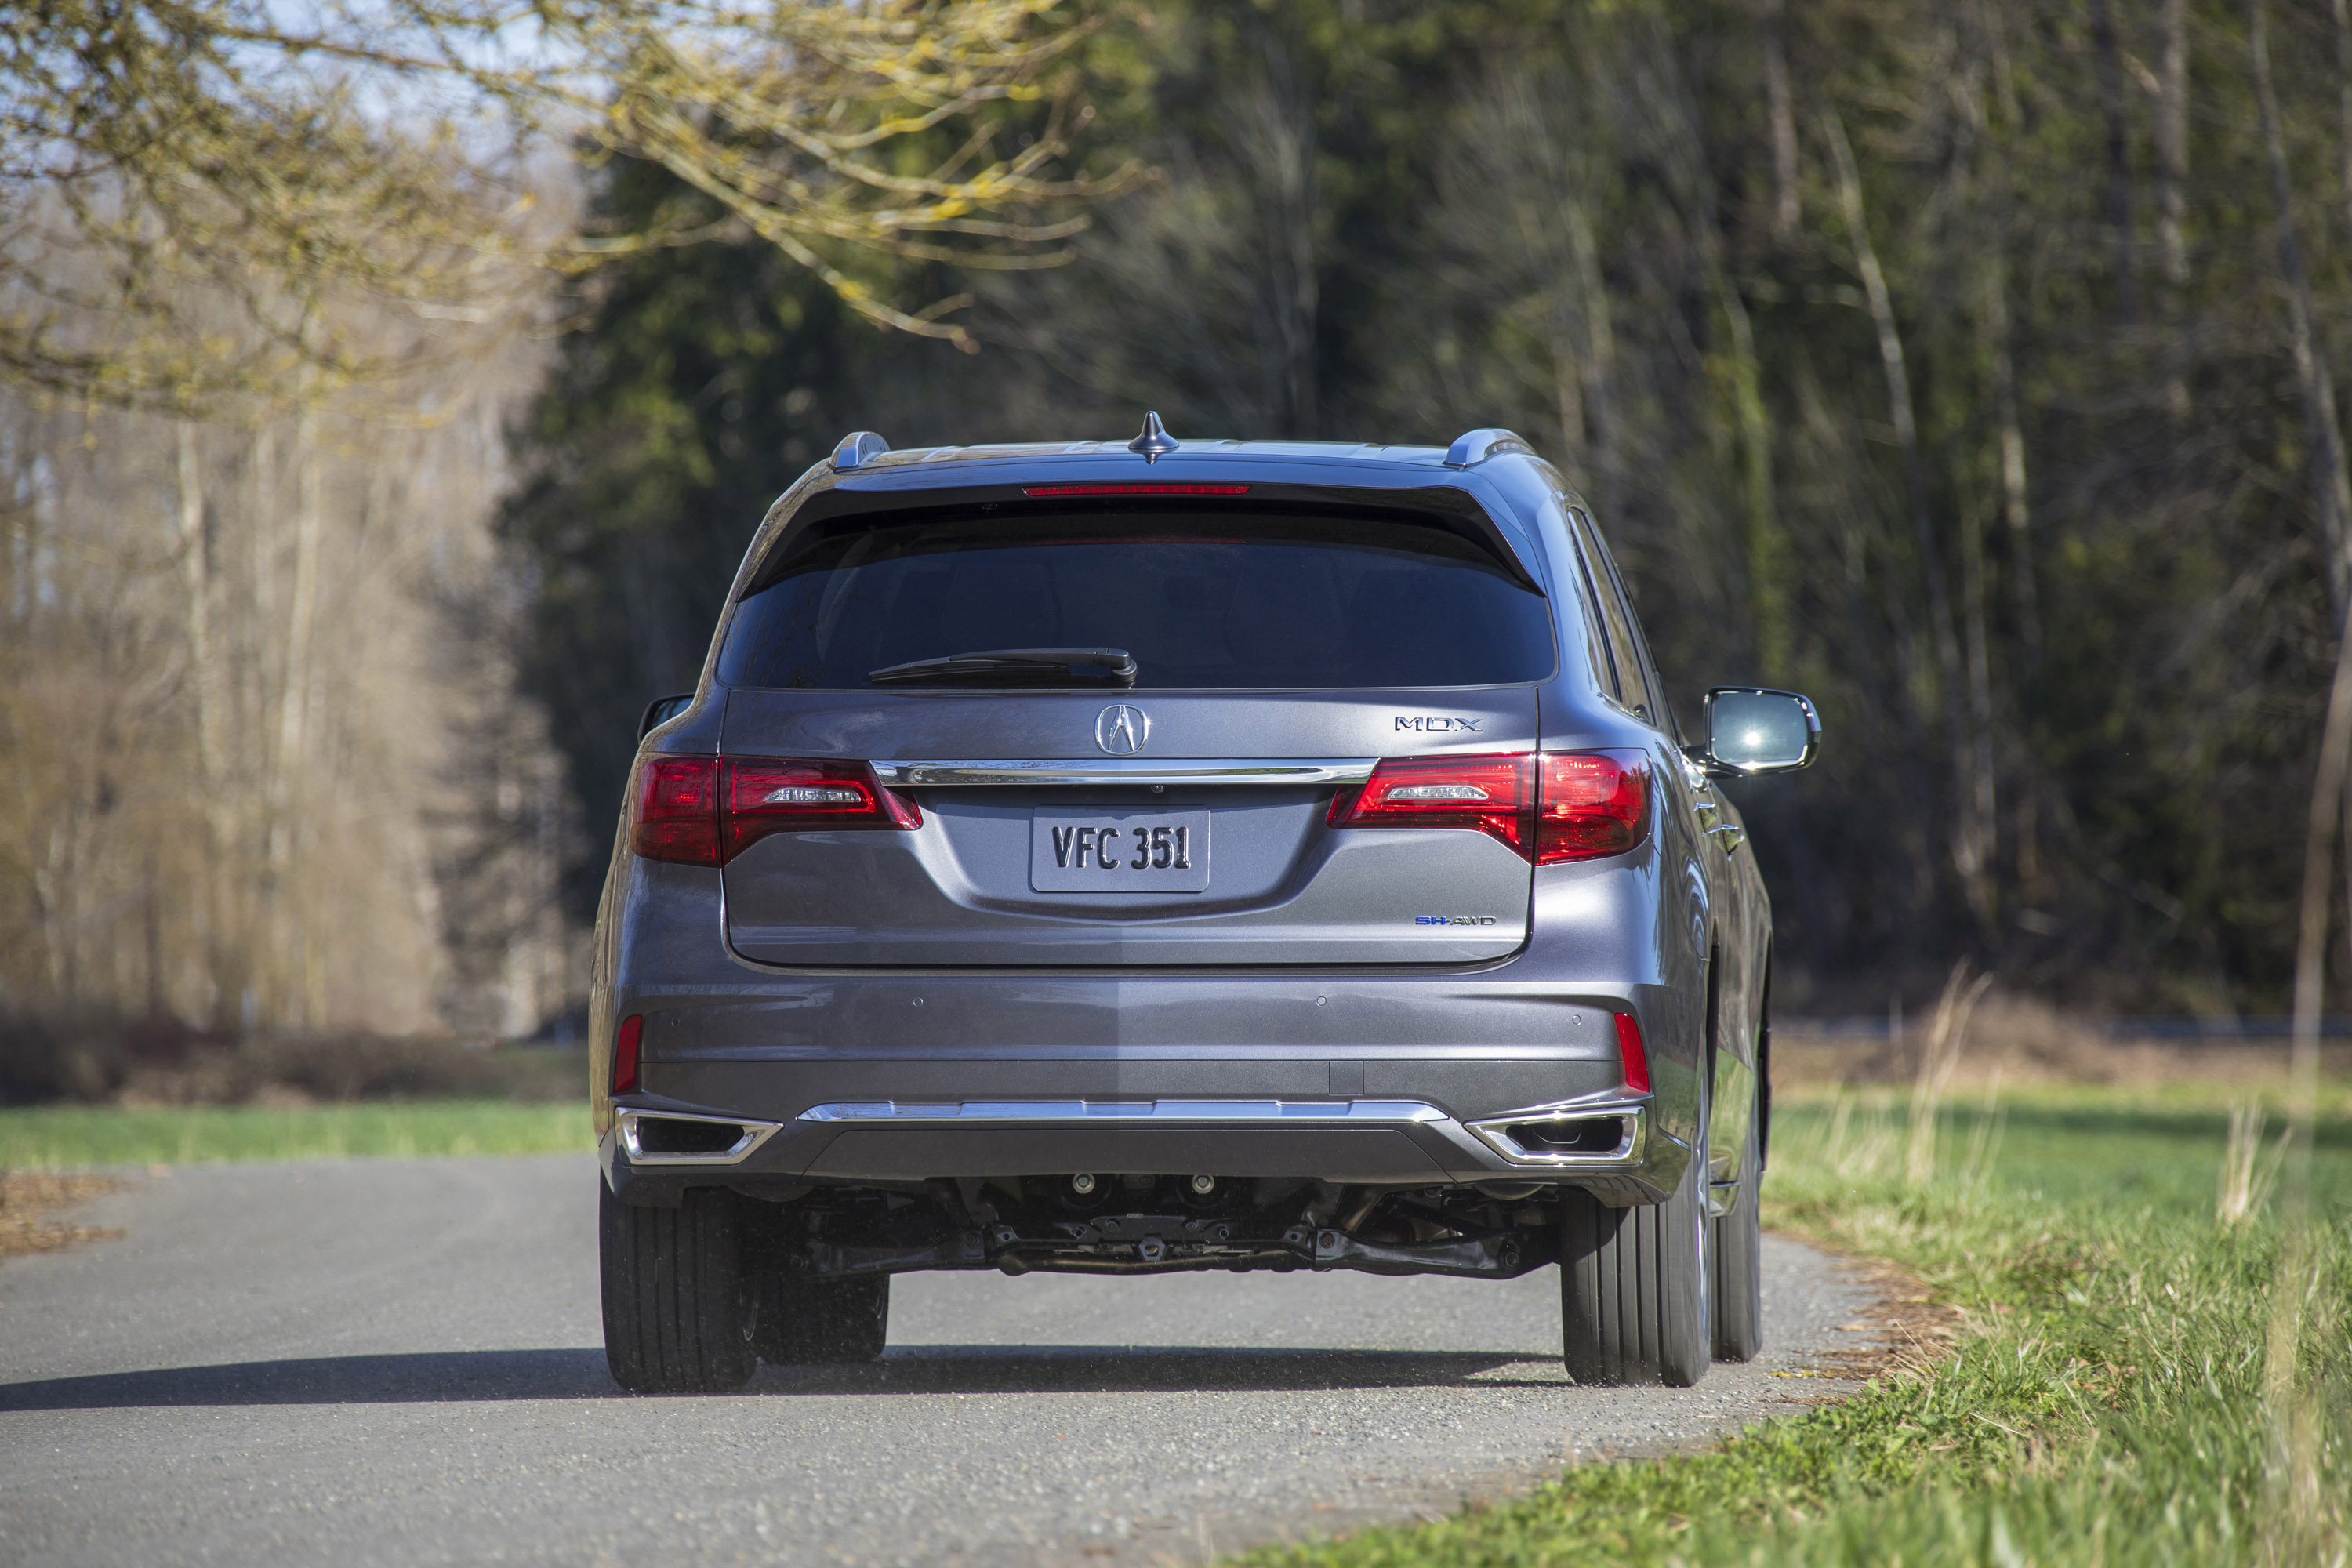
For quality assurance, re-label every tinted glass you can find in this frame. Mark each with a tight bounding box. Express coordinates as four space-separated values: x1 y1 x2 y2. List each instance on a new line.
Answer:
1572 514 1654 721
718 510 1557 690
1561 530 1621 701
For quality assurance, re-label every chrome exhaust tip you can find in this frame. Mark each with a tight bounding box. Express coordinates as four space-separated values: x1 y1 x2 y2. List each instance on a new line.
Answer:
1465 1101 1645 1167
615 1109 783 1166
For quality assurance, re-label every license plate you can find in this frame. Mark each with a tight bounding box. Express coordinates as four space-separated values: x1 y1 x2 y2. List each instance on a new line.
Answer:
1029 809 1210 892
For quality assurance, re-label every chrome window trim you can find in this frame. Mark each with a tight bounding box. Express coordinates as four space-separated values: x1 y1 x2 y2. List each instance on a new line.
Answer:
615 1108 785 1167
797 1097 1446 1124
869 758 1378 788
1465 1097 1648 1167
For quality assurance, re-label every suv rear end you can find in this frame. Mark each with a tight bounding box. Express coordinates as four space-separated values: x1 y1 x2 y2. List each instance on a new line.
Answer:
591 426 1792 1394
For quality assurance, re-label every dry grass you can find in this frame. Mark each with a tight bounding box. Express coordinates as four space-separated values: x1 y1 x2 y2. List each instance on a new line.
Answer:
1776 990 2352 1094
0 1171 122 1262
1 1017 586 1108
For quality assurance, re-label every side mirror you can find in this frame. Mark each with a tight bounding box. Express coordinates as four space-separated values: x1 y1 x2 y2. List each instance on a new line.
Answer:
1690 688 1820 776
637 693 694 744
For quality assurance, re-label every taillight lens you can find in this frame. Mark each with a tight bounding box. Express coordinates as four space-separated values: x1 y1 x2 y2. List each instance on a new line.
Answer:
1534 750 1650 865
1327 753 1533 855
1329 748 1651 864
612 1014 644 1095
630 757 723 866
1613 1011 1650 1094
725 757 920 858
630 756 919 866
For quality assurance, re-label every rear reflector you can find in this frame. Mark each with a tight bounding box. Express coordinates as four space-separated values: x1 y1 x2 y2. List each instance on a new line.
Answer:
1534 750 1651 864
1613 1011 1650 1094
630 756 920 866
1327 753 1531 854
1023 483 1250 497
612 1014 643 1095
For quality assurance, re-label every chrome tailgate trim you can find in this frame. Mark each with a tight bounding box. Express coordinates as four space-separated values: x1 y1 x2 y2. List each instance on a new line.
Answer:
871 758 1377 787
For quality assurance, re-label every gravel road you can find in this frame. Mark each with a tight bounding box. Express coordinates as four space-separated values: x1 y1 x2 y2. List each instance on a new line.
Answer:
0 1156 1876 1567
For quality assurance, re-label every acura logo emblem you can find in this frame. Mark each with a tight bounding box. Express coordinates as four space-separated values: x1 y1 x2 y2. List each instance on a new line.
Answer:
1095 704 1149 755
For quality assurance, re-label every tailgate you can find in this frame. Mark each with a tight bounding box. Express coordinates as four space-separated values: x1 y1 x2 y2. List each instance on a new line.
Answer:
720 689 1537 966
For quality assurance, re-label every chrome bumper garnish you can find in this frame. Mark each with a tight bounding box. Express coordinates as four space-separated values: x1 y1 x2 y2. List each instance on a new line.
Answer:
797 1098 1446 1123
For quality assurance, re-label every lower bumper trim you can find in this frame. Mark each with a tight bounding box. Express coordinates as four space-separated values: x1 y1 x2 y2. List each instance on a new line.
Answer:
797 1098 1447 1124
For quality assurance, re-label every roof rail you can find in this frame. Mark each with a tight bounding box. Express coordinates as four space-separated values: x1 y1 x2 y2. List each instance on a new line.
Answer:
830 431 891 471
1443 427 1535 468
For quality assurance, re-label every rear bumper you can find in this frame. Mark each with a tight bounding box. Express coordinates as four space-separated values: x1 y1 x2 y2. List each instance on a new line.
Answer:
604 1065 1674 1206
593 880 1704 1207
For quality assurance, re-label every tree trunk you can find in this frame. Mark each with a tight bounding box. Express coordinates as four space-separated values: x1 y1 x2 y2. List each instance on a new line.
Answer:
1724 287 1787 679
2336 0 2352 238
1661 20 1784 675
1827 110 1980 893
2091 0 2139 322
1564 189 1621 521
176 419 229 1025
2158 0 2191 418
274 409 321 864
2252 0 2352 619
1976 199 2041 665
1242 20 1319 438
1959 498 1998 927
1759 0 1800 242
265 406 325 1027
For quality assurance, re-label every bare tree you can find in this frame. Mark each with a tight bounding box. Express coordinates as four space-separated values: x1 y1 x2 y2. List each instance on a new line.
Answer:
2249 0 2352 620
0 0 1127 412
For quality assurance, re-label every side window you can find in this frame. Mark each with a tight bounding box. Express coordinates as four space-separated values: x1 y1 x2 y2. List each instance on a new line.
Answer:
1591 525 1682 742
1572 512 1657 724
1562 529 1621 702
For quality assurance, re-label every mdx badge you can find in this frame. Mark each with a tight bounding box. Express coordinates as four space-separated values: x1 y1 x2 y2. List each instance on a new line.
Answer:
1395 716 1483 732
1096 704 1150 755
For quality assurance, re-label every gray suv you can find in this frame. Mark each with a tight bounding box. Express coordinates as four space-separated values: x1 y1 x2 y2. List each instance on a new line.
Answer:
592 418 1819 1393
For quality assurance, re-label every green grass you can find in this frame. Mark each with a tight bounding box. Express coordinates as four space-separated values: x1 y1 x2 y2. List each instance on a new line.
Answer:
0 1099 595 1168
1240 1083 2352 1568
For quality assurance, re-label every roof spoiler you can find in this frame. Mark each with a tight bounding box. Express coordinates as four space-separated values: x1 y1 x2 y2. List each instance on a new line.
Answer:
830 431 891 471
1443 427 1535 468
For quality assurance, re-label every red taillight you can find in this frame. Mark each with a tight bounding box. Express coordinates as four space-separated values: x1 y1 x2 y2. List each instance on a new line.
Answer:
612 1014 643 1095
1327 753 1533 854
630 757 723 866
630 755 920 866
1534 750 1651 865
1022 483 1250 496
1329 748 1651 863
725 757 920 858
1613 1011 1650 1094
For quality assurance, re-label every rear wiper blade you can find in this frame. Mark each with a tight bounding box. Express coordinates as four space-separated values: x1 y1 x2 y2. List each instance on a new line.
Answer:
867 647 1138 687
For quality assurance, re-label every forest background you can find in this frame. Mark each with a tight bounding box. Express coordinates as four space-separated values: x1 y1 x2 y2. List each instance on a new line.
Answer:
7 0 2350 1080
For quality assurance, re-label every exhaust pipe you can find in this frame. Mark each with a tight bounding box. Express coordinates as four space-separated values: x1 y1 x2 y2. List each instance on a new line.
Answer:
615 1108 783 1165
1465 1101 1645 1167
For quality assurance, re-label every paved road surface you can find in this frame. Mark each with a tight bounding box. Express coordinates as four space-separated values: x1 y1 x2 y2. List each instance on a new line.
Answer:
0 1156 1875 1567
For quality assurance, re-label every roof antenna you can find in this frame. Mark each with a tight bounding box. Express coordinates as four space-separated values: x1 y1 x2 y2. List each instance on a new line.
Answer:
1128 411 1179 463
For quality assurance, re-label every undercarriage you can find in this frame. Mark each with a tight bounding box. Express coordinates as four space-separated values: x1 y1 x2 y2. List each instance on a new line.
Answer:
735 1174 1564 1283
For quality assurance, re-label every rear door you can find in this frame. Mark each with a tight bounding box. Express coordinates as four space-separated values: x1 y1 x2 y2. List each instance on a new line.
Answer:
712 492 1556 967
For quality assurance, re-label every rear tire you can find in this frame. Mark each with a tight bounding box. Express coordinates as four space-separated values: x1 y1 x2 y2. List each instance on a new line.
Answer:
600 1180 757 1394
1559 1122 1712 1387
1711 1106 1765 1362
753 1275 890 1364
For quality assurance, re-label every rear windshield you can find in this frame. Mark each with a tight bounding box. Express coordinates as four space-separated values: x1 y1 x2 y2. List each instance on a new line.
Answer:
717 509 1558 690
